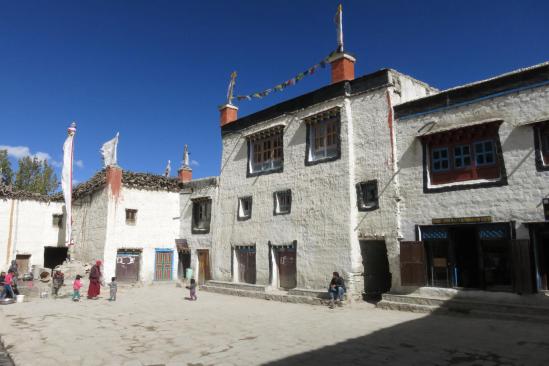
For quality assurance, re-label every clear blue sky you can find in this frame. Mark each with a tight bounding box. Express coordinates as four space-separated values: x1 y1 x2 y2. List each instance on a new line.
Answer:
1 0 547 186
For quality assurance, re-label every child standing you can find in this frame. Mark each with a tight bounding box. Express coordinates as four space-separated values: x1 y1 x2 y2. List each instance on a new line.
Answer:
188 278 197 301
108 277 117 301
52 270 64 297
72 275 82 301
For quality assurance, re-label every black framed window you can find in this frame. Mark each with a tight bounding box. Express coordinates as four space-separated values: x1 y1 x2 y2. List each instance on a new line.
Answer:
192 198 211 234
533 122 549 171
248 133 283 175
52 214 63 228
274 190 292 215
238 196 252 220
356 180 379 211
305 108 341 165
125 209 137 225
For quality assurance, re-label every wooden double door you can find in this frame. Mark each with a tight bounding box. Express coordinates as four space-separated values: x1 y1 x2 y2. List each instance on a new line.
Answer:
236 247 256 284
116 250 141 282
197 250 211 285
155 250 173 281
273 246 296 290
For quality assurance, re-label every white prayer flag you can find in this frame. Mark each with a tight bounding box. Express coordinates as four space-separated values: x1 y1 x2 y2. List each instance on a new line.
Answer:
62 122 76 246
101 132 119 167
334 4 344 52
165 160 171 177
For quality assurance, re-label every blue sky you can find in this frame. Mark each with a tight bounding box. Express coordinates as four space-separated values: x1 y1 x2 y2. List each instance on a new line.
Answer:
1 0 548 186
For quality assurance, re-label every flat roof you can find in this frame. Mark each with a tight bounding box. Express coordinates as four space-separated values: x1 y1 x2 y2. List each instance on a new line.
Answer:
395 62 549 120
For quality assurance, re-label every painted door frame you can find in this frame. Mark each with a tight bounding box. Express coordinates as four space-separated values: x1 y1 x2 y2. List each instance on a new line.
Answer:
154 248 174 281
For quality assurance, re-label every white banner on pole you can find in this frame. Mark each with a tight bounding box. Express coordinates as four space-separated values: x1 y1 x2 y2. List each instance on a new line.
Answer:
101 132 119 167
62 122 76 246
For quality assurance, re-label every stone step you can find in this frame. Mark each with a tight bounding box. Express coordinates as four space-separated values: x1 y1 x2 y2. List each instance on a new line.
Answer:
204 280 266 292
382 293 549 317
201 284 339 306
376 300 441 314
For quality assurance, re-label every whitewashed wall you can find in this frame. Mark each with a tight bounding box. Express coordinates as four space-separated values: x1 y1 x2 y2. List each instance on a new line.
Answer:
0 198 65 271
103 187 180 282
395 83 549 291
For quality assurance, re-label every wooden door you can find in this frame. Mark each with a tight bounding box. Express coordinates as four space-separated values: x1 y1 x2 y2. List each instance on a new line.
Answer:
15 254 31 275
198 250 211 285
154 251 173 281
511 239 534 294
400 241 427 286
276 249 296 289
237 248 256 284
116 251 140 282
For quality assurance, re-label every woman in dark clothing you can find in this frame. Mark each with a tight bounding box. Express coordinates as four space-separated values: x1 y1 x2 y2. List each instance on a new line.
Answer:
87 260 102 299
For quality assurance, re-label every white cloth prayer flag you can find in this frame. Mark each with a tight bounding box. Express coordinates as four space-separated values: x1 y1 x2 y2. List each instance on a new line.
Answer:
62 122 76 246
101 132 119 167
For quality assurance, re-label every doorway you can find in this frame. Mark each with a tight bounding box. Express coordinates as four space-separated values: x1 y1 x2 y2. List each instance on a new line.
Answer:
453 226 480 288
197 250 211 285
177 250 191 279
154 249 173 281
235 246 256 284
116 250 141 282
15 254 31 276
271 245 296 290
360 240 391 297
43 247 68 270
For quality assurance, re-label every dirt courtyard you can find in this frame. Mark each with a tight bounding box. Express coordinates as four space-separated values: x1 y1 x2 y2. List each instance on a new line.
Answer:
0 284 548 366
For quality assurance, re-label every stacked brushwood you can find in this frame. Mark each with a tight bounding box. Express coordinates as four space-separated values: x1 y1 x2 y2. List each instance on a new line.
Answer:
122 171 181 192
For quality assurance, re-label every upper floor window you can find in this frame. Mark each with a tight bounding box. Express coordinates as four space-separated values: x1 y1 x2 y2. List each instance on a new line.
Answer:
305 108 341 165
52 214 63 228
192 198 211 234
125 209 137 225
238 196 252 220
421 120 506 191
356 180 379 211
247 126 284 176
431 147 449 172
274 190 291 215
533 121 549 171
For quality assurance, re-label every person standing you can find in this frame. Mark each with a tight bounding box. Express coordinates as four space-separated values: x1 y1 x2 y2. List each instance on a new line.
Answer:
87 260 102 299
52 270 64 297
0 270 15 300
108 277 117 301
186 278 197 301
72 275 82 302
328 272 346 309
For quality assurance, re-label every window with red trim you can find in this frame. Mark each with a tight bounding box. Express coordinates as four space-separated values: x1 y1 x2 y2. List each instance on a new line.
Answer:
424 124 501 185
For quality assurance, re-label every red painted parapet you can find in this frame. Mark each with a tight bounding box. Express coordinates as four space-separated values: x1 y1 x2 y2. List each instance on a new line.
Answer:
106 165 122 199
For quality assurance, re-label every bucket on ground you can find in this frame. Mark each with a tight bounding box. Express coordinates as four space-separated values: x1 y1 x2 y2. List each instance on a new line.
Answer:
16 295 25 303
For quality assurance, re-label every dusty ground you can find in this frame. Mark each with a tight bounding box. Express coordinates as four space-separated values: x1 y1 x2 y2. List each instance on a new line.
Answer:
0 285 548 366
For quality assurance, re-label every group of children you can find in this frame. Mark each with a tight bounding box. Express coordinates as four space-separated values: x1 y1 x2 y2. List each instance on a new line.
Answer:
71 275 118 302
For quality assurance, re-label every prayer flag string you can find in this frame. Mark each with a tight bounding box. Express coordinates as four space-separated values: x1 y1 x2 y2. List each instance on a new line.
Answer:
235 50 338 102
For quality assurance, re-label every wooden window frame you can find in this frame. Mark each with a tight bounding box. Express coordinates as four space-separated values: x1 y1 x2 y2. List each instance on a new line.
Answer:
273 190 292 216
247 132 284 177
453 144 471 169
533 122 549 171
192 198 212 234
305 108 341 166
356 180 379 211
237 196 253 221
422 122 507 193
474 140 496 166
431 147 449 172
125 209 137 225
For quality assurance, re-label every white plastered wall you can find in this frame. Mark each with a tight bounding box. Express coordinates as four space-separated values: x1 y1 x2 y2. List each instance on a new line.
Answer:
0 198 65 271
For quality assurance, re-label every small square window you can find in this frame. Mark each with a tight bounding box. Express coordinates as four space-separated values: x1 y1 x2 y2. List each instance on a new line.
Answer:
357 181 379 211
475 140 496 166
432 147 449 172
52 214 63 228
454 145 471 169
274 190 291 215
238 197 252 220
125 209 137 224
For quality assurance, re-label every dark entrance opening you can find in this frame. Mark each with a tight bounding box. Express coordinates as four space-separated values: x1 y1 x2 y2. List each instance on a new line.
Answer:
43 246 68 269
542 232 549 290
453 226 480 288
360 240 391 300
177 251 191 279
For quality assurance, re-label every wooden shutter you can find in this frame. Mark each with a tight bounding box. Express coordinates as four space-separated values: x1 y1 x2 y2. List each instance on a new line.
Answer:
511 239 534 294
400 241 427 286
